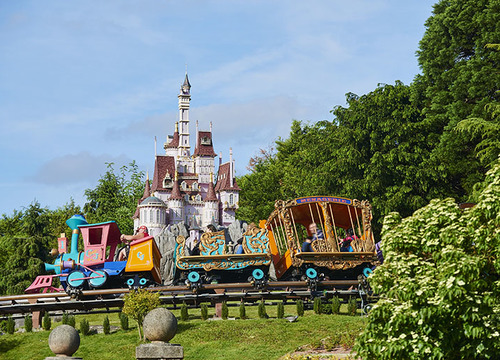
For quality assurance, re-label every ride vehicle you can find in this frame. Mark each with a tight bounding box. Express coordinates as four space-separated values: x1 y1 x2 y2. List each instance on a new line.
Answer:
26 215 162 296
173 226 271 289
263 196 379 287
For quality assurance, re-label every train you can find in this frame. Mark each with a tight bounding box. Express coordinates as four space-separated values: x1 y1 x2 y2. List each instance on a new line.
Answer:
26 196 380 296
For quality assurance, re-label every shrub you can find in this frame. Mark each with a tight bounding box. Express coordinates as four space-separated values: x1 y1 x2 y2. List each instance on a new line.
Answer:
119 312 129 330
68 315 76 328
24 315 32 333
42 312 51 331
80 318 90 336
239 302 246 320
313 297 323 314
103 316 110 335
331 296 341 315
200 304 209 320
6 317 15 334
180 302 189 321
277 301 285 319
62 313 69 325
258 301 268 319
296 299 304 317
221 302 229 320
347 297 357 316
122 289 161 340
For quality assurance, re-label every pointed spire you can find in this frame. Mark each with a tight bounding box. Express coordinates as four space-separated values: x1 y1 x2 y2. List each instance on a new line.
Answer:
170 179 182 200
142 173 151 199
205 173 217 202
180 73 191 95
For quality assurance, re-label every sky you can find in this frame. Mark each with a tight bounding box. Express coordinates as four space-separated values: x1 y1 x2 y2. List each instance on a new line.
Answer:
0 0 436 215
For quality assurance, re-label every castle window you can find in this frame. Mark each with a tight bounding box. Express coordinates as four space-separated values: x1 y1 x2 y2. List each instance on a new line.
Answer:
195 194 201 202
192 182 198 191
181 181 187 190
184 194 190 202
229 194 234 205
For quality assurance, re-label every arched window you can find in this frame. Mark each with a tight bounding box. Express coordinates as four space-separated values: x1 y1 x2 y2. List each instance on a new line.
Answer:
229 194 234 205
181 181 187 190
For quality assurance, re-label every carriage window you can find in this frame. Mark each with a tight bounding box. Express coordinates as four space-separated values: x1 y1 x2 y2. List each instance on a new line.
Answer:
87 228 103 245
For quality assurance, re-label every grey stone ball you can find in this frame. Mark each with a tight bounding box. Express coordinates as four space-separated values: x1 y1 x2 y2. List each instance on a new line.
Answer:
143 307 178 342
48 325 80 356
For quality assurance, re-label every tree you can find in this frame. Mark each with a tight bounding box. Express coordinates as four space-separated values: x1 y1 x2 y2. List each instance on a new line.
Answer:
122 289 161 340
84 162 145 235
414 0 500 201
354 160 500 359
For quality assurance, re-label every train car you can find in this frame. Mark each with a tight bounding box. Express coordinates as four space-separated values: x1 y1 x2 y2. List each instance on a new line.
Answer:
263 196 379 286
26 215 161 296
173 226 271 289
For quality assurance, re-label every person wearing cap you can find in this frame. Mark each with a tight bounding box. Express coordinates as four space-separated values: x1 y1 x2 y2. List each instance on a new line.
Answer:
118 226 149 261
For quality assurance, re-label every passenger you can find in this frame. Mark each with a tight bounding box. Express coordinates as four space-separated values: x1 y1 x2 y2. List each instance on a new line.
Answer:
206 224 217 233
339 228 356 252
308 223 324 240
301 236 314 252
234 238 244 254
118 225 149 261
190 237 200 256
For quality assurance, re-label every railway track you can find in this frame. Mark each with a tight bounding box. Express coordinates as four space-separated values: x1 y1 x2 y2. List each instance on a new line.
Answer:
0 280 376 317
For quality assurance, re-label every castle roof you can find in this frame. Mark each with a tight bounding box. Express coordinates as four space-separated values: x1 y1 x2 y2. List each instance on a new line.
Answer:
170 179 182 200
151 155 176 192
205 180 218 201
193 131 216 157
133 177 152 219
215 162 241 192
165 129 179 148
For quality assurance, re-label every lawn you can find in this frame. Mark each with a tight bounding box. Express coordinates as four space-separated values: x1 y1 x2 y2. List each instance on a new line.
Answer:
0 304 367 360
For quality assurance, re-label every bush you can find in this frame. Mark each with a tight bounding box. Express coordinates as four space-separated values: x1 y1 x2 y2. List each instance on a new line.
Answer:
24 315 32 333
200 304 209 320
296 299 304 317
122 289 161 340
180 302 189 321
119 312 129 330
347 297 357 316
239 302 246 320
331 296 341 315
68 315 76 328
6 317 15 334
42 312 51 331
80 318 90 336
103 316 110 335
62 313 69 325
277 301 285 319
221 302 229 320
258 301 268 319
313 297 323 314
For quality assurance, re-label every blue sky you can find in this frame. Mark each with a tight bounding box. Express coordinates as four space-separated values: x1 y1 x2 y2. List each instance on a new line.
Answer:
0 0 436 215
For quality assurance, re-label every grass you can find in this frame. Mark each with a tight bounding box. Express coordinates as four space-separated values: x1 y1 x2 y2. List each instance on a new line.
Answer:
0 304 367 360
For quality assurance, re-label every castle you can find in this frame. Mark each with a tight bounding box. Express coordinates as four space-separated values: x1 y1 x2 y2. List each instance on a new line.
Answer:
133 74 240 237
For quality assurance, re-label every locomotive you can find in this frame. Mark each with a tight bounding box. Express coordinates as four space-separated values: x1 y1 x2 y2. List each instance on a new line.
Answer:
26 215 161 296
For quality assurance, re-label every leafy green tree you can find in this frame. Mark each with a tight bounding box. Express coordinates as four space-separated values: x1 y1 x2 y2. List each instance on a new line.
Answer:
414 0 500 201
122 289 161 340
354 160 500 359
79 318 90 336
200 304 209 320
103 316 110 335
277 301 285 319
239 302 246 320
84 162 145 235
221 302 228 320
24 314 32 333
42 312 51 331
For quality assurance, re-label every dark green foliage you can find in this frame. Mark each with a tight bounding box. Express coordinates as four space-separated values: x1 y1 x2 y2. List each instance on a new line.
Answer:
83 162 145 235
313 297 323 315
67 315 75 328
79 318 90 336
347 298 357 316
6 317 15 334
24 314 32 333
354 161 500 359
200 304 209 320
119 312 129 331
277 301 285 319
239 302 246 320
296 299 304 317
102 316 110 335
258 301 268 319
331 296 341 315
180 302 189 321
122 289 161 340
42 312 51 331
62 313 69 325
221 302 229 320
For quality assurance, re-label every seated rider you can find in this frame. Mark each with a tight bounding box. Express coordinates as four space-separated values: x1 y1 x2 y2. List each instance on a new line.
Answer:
191 224 218 256
301 236 314 252
234 238 244 254
340 228 356 252
308 223 324 241
118 225 148 261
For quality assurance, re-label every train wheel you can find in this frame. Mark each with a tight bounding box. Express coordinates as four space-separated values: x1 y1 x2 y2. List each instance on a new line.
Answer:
305 268 318 280
67 270 86 288
363 267 373 278
252 268 265 281
187 271 201 283
88 270 108 288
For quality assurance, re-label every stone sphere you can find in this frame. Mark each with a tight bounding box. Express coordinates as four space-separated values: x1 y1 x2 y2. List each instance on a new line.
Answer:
143 307 178 342
48 325 80 356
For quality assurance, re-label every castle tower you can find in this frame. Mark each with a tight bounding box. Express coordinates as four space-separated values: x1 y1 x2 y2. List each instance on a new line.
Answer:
177 73 191 159
203 173 219 227
168 170 184 224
